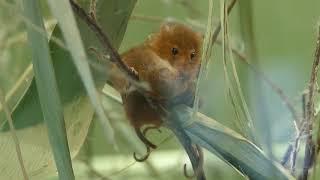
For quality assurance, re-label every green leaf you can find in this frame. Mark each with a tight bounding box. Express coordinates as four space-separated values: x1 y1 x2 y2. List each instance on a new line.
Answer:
0 96 94 180
100 86 293 179
0 0 136 179
46 0 116 146
0 64 33 128
170 105 294 180
1 0 136 129
220 0 256 142
23 1 74 179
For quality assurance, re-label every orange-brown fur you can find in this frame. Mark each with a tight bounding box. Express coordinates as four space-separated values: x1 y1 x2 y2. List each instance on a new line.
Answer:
110 22 203 144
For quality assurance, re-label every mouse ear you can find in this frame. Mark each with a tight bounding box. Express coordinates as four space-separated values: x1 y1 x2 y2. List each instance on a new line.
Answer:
192 31 204 42
198 32 205 40
145 33 157 45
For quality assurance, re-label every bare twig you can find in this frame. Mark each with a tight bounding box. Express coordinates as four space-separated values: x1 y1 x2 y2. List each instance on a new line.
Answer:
69 0 141 87
300 25 320 180
291 92 308 173
89 0 97 22
131 15 298 132
130 9 299 135
282 92 308 168
284 119 307 173
281 144 293 166
283 27 320 177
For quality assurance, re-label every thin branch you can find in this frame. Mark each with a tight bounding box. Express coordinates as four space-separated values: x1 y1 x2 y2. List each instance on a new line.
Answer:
281 144 293 166
4 1 296 135
283 27 320 176
129 8 299 133
69 0 141 86
89 0 97 21
290 131 304 174
300 25 320 180
290 92 308 173
69 0 298 179
0 88 29 180
130 14 297 130
282 118 307 173
282 92 308 168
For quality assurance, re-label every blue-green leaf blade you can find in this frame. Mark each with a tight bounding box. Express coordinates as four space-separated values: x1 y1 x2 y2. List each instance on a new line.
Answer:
171 106 294 180
23 0 74 179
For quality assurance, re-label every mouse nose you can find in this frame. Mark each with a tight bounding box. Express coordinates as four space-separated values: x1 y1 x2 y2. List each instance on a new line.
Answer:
180 71 190 81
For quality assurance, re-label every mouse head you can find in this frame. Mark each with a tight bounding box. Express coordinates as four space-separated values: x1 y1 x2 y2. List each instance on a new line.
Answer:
147 22 203 81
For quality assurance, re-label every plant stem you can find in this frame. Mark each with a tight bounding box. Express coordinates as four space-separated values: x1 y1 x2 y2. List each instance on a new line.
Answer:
300 24 320 180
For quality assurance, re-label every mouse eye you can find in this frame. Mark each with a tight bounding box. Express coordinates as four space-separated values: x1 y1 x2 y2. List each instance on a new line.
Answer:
190 52 196 60
171 47 179 55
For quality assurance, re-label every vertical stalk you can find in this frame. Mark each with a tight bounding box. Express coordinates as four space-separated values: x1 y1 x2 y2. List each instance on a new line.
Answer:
23 0 75 179
300 25 320 180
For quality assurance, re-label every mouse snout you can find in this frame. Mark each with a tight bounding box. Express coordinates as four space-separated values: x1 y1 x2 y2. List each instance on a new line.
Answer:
179 71 190 81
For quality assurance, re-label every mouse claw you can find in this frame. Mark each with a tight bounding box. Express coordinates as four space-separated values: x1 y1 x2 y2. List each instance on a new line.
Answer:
183 145 204 179
135 128 157 149
133 146 151 162
143 126 162 136
183 163 194 179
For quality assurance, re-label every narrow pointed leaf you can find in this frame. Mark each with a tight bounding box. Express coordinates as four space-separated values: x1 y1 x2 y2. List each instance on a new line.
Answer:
23 0 74 179
170 105 294 180
0 0 136 179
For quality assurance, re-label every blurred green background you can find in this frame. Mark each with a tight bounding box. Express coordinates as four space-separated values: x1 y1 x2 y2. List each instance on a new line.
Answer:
1 0 320 179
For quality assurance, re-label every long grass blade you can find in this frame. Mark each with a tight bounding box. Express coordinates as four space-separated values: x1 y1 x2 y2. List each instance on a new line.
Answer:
193 0 215 114
220 0 256 142
46 0 115 146
171 105 294 179
23 1 74 179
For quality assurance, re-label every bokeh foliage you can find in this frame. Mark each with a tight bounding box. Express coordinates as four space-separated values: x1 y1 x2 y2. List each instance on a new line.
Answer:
0 0 320 179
